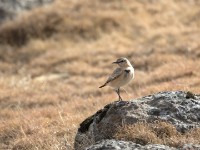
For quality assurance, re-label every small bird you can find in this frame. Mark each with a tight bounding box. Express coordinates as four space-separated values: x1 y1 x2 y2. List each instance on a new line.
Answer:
99 57 134 101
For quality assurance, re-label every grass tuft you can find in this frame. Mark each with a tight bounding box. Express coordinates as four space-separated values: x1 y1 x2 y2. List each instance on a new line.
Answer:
114 121 200 147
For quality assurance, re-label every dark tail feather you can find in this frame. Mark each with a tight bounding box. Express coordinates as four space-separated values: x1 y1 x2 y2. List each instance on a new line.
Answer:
99 84 106 88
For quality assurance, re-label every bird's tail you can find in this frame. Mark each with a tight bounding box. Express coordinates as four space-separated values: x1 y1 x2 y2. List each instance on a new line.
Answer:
99 83 106 88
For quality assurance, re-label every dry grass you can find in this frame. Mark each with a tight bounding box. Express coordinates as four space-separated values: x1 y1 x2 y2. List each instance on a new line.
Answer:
0 0 200 149
114 121 200 148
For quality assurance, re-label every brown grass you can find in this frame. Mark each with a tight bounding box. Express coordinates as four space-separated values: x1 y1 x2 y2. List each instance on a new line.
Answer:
0 0 200 149
114 121 200 148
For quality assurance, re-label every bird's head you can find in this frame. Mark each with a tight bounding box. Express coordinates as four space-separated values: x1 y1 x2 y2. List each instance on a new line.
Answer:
112 57 132 68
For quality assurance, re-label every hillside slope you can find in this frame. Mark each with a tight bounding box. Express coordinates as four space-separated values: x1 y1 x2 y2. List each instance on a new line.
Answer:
0 0 200 149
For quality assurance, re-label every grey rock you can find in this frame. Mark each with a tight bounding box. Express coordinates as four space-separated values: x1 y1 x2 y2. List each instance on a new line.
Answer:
85 139 177 150
85 139 200 150
74 91 200 150
0 0 54 22
182 144 200 150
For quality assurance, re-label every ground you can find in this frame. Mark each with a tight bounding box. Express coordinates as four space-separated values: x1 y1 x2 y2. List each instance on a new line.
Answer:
0 0 200 149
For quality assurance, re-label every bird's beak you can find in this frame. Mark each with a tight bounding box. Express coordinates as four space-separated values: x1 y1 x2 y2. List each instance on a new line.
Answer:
112 61 118 64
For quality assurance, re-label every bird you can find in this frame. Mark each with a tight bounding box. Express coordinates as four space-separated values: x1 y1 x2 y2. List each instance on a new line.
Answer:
99 57 134 101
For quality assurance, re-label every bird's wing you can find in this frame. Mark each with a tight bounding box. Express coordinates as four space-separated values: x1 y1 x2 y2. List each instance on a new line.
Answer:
105 68 122 84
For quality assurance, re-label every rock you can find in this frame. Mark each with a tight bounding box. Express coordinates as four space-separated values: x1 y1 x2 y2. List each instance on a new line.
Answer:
85 139 177 150
182 144 200 150
86 140 200 150
0 7 13 22
0 0 54 22
74 91 200 150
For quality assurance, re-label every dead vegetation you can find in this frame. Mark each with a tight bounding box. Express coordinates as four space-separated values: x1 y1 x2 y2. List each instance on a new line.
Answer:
0 0 200 149
0 0 122 46
114 121 200 148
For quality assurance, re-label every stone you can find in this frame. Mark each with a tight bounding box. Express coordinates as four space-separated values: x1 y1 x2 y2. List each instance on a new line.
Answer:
0 0 54 22
85 139 200 150
74 91 200 150
85 139 177 150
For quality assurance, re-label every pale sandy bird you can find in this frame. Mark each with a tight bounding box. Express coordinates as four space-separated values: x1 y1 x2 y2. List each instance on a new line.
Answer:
99 57 134 101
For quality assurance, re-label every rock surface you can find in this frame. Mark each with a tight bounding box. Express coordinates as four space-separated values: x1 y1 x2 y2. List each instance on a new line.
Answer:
74 91 200 150
0 0 53 22
85 139 200 150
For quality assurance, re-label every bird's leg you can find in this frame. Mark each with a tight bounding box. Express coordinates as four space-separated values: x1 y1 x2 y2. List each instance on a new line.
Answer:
116 88 123 101
115 89 120 101
119 88 123 101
